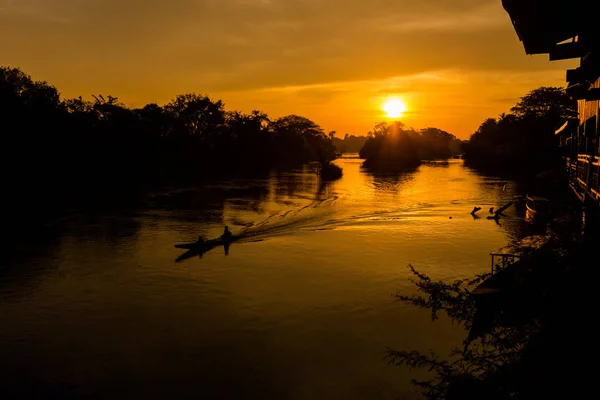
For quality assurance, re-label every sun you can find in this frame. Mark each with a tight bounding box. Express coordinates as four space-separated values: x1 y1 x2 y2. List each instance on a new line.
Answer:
382 98 408 119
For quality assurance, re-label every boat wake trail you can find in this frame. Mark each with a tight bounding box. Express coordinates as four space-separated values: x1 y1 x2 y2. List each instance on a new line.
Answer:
226 194 339 241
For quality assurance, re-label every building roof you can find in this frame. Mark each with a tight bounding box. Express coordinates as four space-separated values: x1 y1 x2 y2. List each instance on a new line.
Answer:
502 0 599 98
502 0 584 55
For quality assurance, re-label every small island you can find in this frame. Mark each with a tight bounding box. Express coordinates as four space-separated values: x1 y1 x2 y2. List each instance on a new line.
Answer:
358 122 462 172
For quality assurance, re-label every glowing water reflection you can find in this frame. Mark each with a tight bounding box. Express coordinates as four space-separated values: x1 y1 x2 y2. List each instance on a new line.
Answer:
0 156 532 398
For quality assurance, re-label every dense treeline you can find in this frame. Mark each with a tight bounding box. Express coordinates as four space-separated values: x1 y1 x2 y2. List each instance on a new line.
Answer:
332 134 368 154
463 86 576 175
1 67 337 215
358 122 462 171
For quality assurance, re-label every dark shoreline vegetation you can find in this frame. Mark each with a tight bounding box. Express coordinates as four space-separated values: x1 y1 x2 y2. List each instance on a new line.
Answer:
1 66 341 223
332 134 367 154
462 86 576 177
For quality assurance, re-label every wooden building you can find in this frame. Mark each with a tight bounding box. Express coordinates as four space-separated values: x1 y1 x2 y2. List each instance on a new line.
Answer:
503 0 600 205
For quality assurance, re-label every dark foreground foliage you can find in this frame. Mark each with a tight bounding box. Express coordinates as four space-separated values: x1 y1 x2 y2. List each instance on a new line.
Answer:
389 233 595 400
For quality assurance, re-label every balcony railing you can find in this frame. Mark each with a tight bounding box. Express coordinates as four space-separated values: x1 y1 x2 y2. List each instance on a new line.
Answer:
592 164 600 199
571 154 600 200
577 161 588 189
489 253 521 274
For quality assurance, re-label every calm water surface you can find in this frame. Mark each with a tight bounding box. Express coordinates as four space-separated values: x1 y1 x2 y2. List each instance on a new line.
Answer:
1 156 531 399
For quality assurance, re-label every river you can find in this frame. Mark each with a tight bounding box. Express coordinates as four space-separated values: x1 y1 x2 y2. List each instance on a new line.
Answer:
0 155 532 399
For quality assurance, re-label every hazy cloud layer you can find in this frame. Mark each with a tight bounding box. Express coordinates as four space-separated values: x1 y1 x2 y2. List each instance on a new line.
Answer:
0 0 576 137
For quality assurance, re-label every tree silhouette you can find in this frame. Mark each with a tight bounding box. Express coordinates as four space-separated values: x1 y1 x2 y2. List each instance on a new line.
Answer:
510 87 576 122
165 93 225 138
1 66 343 223
358 122 459 171
269 115 336 166
463 86 576 175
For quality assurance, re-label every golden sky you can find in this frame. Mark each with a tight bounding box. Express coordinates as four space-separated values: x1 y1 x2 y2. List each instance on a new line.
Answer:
0 0 576 139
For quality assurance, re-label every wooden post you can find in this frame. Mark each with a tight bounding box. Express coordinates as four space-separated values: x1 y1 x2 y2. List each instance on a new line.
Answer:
495 202 513 216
